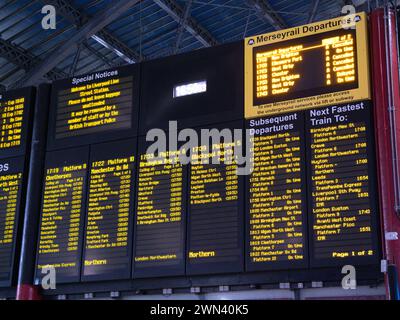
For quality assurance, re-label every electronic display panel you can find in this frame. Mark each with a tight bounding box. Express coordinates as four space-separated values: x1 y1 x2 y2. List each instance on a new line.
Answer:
47 65 139 150
139 41 243 134
133 138 187 278
0 157 24 287
186 122 244 275
244 13 370 118
245 113 308 271
82 139 136 281
306 100 380 267
0 87 35 159
35 147 89 284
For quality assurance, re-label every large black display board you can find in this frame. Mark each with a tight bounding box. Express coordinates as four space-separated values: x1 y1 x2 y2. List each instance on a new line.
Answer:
35 147 89 284
82 139 136 281
28 37 382 292
0 157 24 287
133 137 187 278
47 65 140 150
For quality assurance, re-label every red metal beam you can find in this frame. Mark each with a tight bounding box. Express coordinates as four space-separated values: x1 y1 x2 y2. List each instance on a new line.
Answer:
16 285 42 301
370 8 400 299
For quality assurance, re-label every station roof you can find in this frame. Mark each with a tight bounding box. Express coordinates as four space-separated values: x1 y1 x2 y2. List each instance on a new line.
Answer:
0 0 370 89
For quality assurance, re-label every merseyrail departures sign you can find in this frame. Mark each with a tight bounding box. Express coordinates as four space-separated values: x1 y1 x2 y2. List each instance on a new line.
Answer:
244 13 371 118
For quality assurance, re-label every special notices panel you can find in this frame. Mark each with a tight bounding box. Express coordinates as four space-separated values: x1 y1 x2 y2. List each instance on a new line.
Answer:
306 101 379 267
35 148 89 284
246 113 308 271
47 65 139 150
187 123 244 275
0 157 24 286
82 140 136 281
133 139 187 278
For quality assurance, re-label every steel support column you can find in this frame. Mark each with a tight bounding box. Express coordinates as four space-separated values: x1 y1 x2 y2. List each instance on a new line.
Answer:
16 84 52 300
370 8 400 300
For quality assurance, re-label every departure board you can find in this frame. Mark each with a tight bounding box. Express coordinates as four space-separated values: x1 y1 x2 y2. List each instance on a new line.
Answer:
306 101 379 266
134 140 187 278
133 140 186 278
47 66 139 150
246 113 308 271
0 157 24 286
0 87 35 159
82 140 135 281
35 147 88 284
187 132 244 275
245 13 370 118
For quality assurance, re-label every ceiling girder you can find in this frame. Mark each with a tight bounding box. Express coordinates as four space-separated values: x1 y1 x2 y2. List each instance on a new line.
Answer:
246 0 288 30
41 0 142 63
14 0 141 87
153 0 218 47
0 37 67 85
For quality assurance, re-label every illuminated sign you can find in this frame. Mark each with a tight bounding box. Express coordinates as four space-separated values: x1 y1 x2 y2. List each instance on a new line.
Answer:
0 96 25 150
35 147 88 284
306 101 379 266
82 140 135 281
187 129 244 275
56 74 132 138
246 100 379 271
173 80 207 98
244 13 370 118
133 140 186 278
246 113 308 271
0 157 24 286
0 87 34 159
47 66 139 150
